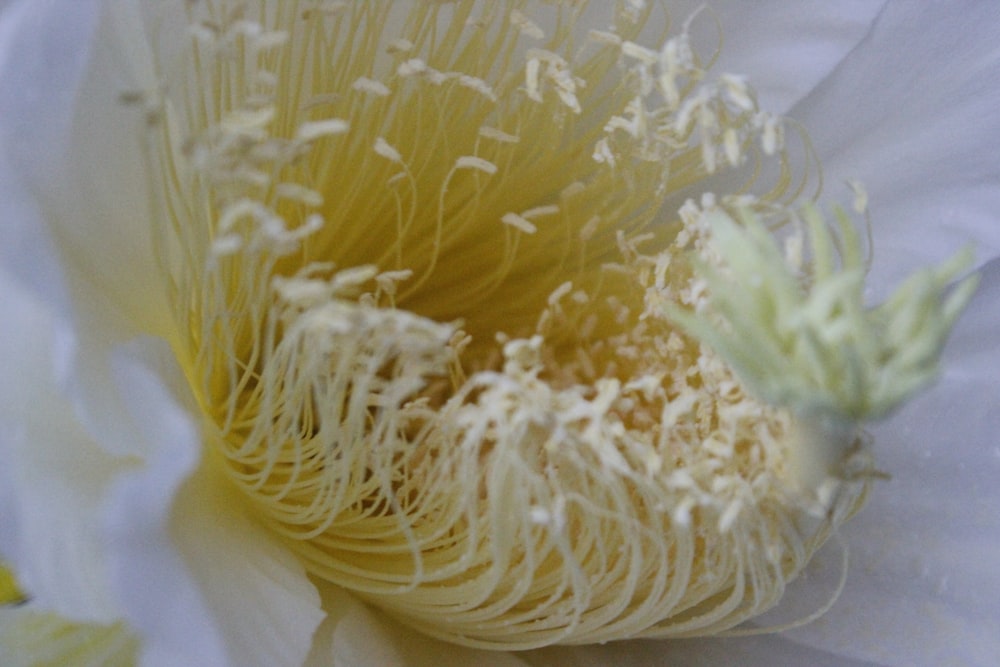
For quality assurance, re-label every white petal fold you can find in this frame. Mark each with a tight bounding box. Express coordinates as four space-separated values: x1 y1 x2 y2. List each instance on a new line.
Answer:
0 286 326 666
97 337 230 667
161 463 324 667
0 270 122 624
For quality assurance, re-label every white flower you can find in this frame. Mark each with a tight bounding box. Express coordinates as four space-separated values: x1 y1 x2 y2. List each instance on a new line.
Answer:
1 2 997 667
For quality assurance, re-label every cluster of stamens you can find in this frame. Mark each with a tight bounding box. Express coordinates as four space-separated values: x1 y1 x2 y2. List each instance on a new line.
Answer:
3 0 957 653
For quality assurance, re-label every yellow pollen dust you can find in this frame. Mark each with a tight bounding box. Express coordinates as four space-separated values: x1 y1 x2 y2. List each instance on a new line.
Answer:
133 0 970 650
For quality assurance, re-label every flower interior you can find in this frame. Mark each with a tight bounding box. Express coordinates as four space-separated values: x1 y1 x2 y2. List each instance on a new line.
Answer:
6 0 975 655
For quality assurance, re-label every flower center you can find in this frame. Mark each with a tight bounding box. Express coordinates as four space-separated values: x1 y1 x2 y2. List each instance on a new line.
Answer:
141 0 971 650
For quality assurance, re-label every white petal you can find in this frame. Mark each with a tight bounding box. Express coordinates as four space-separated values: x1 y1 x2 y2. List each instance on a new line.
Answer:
0 0 175 337
641 0 886 112
0 0 185 461
306 585 530 667
101 339 324 667
0 0 86 313
0 269 122 623
85 337 223 667
0 0 100 181
790 0 1000 295
0 271 324 665
164 467 324 667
